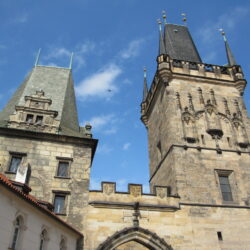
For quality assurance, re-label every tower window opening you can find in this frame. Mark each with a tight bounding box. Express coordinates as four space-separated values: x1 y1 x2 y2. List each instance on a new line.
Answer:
57 161 69 177
54 195 66 214
8 156 22 173
218 175 233 201
35 115 43 125
26 114 34 123
217 231 223 241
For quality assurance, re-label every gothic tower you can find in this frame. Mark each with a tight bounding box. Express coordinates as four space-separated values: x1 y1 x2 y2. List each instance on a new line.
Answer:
0 62 97 231
141 22 250 206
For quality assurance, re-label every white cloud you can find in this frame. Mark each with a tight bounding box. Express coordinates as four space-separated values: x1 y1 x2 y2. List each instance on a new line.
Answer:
86 114 115 130
103 127 117 135
97 144 113 154
122 142 131 150
82 113 120 135
120 39 144 59
44 41 95 70
12 13 28 24
75 64 122 100
198 7 249 44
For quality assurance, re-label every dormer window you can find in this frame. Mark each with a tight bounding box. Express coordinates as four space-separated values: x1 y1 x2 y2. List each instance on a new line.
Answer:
26 114 34 123
35 115 43 125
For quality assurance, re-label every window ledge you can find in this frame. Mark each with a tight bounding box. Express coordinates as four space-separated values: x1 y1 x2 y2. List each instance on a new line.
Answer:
55 213 67 216
222 200 239 205
5 171 16 175
54 176 71 179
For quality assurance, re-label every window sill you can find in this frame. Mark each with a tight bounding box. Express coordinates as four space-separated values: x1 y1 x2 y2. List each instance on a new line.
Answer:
5 171 16 175
54 176 71 179
55 213 67 216
222 200 239 205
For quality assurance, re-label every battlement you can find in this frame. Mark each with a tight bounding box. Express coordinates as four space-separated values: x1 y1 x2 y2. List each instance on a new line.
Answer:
89 182 180 211
141 55 247 126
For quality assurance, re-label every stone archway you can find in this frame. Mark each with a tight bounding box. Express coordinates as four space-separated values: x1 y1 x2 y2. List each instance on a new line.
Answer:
97 227 172 250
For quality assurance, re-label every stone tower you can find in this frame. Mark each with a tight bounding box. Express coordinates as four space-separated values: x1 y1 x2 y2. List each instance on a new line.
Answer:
141 23 250 206
0 63 97 231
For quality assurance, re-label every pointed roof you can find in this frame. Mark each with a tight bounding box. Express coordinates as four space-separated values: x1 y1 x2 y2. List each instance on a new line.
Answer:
142 68 148 102
0 65 83 137
158 20 167 56
222 32 237 66
163 24 202 62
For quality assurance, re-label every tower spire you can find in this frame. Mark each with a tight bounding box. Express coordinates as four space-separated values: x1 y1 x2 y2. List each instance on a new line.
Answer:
219 29 237 66
34 48 41 66
142 67 148 102
157 19 167 56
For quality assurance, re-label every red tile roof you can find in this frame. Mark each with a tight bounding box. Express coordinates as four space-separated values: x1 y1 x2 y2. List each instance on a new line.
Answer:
0 173 82 236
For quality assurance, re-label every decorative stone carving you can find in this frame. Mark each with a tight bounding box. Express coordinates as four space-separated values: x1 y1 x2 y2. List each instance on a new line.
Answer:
182 107 197 143
232 113 249 148
7 90 59 134
205 100 223 139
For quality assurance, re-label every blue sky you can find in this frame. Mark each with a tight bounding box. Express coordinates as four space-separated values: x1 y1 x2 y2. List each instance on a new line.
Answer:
0 0 250 192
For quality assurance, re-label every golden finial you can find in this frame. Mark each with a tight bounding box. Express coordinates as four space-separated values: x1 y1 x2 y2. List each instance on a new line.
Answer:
181 13 187 25
219 28 227 41
162 11 167 25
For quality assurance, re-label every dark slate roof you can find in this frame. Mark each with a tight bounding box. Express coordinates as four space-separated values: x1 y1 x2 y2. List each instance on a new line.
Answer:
164 24 202 63
0 65 84 138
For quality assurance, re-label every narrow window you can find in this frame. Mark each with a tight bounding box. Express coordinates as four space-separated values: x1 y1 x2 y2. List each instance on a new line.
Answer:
11 216 22 250
157 141 162 160
8 156 22 173
227 137 232 147
60 238 67 250
57 161 69 177
54 195 66 214
219 175 233 201
35 115 43 125
201 134 205 145
26 114 34 123
39 229 48 250
217 231 223 241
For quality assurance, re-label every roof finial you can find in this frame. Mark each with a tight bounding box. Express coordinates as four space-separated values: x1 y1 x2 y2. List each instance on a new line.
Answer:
181 13 187 26
142 67 148 102
162 11 167 25
69 52 74 69
219 28 227 42
34 48 41 66
157 19 162 32
219 28 237 66
157 19 167 55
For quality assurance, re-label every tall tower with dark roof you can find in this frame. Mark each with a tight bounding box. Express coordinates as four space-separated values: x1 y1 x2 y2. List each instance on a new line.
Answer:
141 20 250 206
0 63 97 231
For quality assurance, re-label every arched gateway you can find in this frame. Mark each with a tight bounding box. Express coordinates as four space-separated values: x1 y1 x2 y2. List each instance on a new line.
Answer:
97 227 172 250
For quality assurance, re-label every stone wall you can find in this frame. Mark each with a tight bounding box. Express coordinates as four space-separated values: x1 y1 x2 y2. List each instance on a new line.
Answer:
0 185 81 250
85 183 250 249
0 131 94 231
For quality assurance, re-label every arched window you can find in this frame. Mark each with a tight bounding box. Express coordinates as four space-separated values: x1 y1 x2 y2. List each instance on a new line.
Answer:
11 216 23 250
39 229 48 250
60 237 67 250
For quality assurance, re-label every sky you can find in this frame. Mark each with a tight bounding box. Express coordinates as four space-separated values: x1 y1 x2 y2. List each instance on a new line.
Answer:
0 0 250 192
